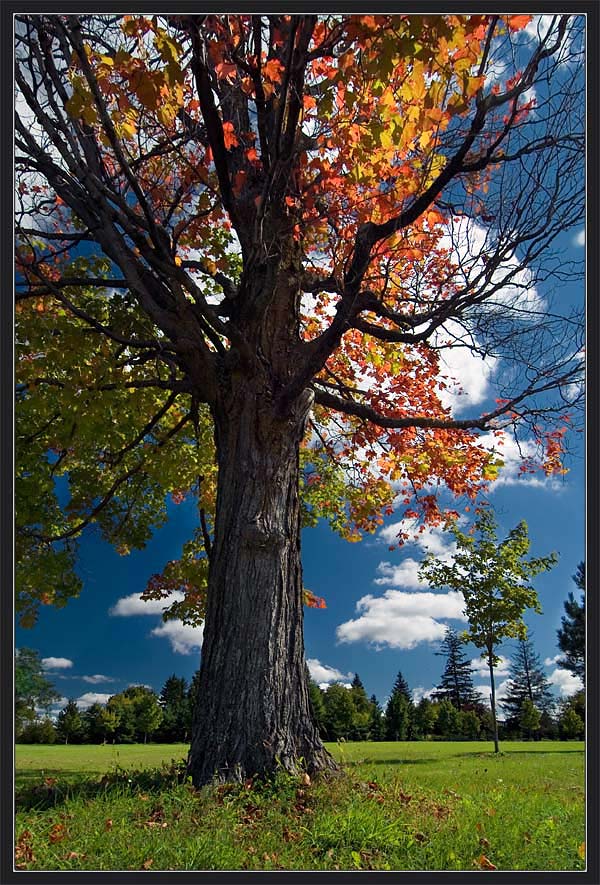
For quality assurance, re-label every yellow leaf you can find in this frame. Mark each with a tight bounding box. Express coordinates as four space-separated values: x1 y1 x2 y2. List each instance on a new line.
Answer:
578 842 585 860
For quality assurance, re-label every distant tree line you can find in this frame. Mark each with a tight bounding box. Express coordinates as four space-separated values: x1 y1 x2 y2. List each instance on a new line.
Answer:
15 562 584 745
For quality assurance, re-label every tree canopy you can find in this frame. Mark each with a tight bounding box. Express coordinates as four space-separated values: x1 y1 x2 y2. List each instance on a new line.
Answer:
14 13 584 783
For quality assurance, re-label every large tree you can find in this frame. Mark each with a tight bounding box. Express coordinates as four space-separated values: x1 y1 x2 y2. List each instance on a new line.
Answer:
14 14 584 784
557 562 585 684
15 647 60 732
419 509 557 752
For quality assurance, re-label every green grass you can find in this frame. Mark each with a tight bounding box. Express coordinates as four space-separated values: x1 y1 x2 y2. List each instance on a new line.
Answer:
15 741 585 872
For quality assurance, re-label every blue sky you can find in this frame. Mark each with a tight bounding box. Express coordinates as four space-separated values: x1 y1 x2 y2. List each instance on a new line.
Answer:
14 14 586 721
17 223 585 717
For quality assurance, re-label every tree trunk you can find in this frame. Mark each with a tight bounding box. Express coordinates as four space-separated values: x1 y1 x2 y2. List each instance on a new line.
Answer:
488 652 500 753
187 377 335 786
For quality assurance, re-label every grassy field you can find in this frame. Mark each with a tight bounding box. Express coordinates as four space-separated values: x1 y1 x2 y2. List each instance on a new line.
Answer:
15 741 585 872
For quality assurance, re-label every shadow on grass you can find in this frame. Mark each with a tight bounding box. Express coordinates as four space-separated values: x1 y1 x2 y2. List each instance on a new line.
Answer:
15 760 189 812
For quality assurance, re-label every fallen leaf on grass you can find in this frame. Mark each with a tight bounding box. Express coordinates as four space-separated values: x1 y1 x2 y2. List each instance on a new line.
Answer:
105 819 113 830
578 842 585 860
49 823 67 844
479 837 491 850
142 858 153 869
301 772 311 786
15 830 35 868
474 854 497 870
65 851 85 861
414 832 427 844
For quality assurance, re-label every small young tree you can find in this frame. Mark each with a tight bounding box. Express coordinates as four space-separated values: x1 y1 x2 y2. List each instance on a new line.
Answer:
420 509 557 753
519 699 541 740
432 627 479 710
56 700 85 745
414 698 438 740
557 562 585 684
559 706 584 740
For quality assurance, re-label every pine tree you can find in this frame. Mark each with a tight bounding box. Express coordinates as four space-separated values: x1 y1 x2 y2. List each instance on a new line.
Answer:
368 695 385 741
349 674 372 740
385 671 414 740
557 562 585 684
432 627 479 710
502 632 554 733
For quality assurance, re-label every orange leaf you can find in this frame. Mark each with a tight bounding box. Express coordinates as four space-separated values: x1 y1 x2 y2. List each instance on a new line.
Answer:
475 855 497 870
507 15 533 31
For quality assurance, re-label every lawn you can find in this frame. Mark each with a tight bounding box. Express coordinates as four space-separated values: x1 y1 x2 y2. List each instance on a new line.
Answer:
15 741 585 872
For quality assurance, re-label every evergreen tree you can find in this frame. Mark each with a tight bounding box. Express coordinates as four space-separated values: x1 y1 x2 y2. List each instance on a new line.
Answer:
368 695 385 741
502 632 554 733
349 674 372 740
56 700 85 745
385 671 414 740
432 627 478 710
557 562 585 684
158 675 191 742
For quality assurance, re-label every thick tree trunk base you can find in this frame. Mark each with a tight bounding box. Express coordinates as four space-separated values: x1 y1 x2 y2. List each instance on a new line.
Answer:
186 381 336 787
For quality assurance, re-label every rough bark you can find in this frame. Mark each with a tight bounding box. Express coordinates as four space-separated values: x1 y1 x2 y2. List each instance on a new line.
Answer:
187 371 335 786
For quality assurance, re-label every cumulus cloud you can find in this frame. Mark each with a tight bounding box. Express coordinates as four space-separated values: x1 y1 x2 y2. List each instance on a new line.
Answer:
473 431 566 490
41 657 73 671
307 658 353 685
150 619 204 655
378 520 460 558
473 678 511 705
412 685 437 704
471 655 511 678
573 229 585 247
547 668 583 697
110 591 184 617
81 674 115 685
75 692 113 710
336 589 466 650
433 320 497 415
373 559 422 590
544 654 562 668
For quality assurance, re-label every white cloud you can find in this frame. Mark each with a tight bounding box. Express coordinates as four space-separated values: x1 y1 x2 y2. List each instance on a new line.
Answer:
110 591 185 617
373 559 423 590
336 589 466 649
378 520 460 558
547 668 583 697
433 320 497 414
471 655 511 678
544 654 562 668
412 685 437 703
81 674 115 685
75 692 113 710
150 619 204 655
573 229 585 247
473 678 511 705
307 658 353 685
473 431 565 490
41 657 73 671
